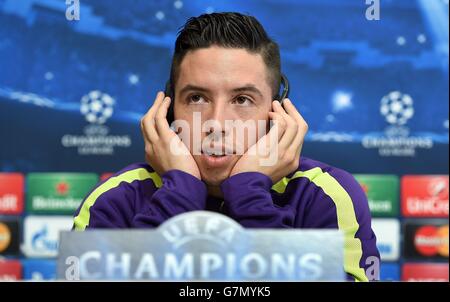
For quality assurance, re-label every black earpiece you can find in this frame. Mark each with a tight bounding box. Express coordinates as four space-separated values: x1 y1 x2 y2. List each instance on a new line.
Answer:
165 81 175 124
277 73 290 104
164 73 290 125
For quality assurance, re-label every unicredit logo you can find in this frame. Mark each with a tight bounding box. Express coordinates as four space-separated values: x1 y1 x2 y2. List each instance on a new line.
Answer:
406 198 449 216
0 194 18 212
402 176 449 217
414 225 449 257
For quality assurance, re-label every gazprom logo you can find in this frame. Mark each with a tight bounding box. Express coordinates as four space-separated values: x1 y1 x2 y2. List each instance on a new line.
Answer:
31 225 58 252
377 243 393 254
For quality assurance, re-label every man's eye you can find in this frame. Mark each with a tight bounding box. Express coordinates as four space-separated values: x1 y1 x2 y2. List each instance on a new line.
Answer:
234 96 253 106
188 94 207 104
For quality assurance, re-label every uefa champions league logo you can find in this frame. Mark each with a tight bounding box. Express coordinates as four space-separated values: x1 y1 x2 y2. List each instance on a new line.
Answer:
60 90 131 155
362 90 433 157
80 90 115 125
380 91 414 126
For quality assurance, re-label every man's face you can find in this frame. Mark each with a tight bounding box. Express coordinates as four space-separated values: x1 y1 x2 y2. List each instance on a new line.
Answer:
173 46 273 186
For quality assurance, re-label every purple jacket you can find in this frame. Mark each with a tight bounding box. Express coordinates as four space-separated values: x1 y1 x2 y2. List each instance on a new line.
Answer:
73 156 379 281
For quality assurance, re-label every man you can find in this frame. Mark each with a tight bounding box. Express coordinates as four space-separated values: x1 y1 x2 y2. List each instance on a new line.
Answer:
73 12 379 281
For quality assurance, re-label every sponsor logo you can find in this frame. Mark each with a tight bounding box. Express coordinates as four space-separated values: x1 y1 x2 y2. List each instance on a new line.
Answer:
402 263 449 282
56 182 70 196
27 173 98 214
380 263 400 281
0 219 20 255
402 176 449 217
23 216 73 258
371 219 400 261
22 260 57 280
0 173 24 215
404 219 448 260
355 175 398 216
414 225 448 257
0 222 11 253
100 173 114 182
0 260 22 281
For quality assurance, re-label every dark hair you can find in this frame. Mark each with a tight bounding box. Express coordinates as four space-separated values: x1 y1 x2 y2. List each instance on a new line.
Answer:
170 12 281 97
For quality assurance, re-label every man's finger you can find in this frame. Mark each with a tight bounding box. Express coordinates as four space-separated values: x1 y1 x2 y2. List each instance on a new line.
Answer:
144 143 154 161
282 98 308 154
268 110 286 142
276 99 297 150
288 119 308 159
141 115 159 143
142 91 165 141
294 122 308 155
259 111 284 155
155 97 175 139
146 91 165 119
283 98 307 128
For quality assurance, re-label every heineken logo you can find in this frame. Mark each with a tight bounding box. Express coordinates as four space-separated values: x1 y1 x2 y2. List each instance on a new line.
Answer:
56 182 69 196
27 173 98 215
355 175 399 217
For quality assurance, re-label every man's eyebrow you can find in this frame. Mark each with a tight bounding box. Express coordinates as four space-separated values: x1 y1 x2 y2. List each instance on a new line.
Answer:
179 84 264 98
232 85 263 98
179 84 211 95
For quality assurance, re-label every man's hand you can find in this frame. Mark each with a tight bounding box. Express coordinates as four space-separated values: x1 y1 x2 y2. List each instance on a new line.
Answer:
141 91 201 180
229 99 308 184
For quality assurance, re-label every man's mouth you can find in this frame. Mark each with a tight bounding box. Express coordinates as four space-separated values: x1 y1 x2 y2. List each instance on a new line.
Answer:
201 147 236 157
200 149 235 167
201 151 236 157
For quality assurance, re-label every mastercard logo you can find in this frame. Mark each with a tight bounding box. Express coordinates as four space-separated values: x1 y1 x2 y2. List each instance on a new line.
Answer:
0 222 11 252
414 225 449 257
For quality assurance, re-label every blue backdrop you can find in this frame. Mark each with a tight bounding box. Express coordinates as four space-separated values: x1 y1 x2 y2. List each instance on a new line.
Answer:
0 0 448 175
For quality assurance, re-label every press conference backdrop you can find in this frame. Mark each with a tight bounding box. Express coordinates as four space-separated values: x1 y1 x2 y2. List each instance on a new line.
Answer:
0 0 448 281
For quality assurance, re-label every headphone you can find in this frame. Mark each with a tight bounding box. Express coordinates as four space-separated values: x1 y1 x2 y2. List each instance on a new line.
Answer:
164 73 290 124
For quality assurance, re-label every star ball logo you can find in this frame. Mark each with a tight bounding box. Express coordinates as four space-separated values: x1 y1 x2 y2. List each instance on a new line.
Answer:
61 90 131 155
80 91 114 125
380 91 414 126
362 90 433 157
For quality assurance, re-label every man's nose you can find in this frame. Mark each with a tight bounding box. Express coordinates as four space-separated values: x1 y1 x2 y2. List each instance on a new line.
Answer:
205 101 233 134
